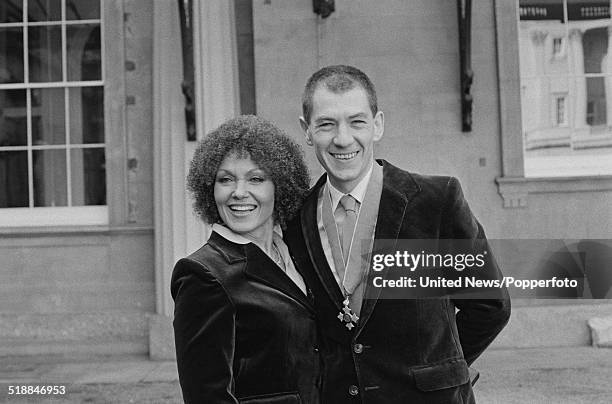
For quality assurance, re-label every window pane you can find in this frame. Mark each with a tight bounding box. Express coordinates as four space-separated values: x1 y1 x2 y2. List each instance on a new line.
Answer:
0 0 22 23
67 24 101 81
32 88 65 145
33 149 67 207
585 76 606 126
27 0 61 22
71 148 105 206
29 26 62 82
69 86 104 143
0 27 24 83
66 0 100 20
0 89 27 146
0 151 28 207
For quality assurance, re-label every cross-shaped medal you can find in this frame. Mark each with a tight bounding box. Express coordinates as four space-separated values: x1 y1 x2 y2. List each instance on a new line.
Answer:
337 297 359 330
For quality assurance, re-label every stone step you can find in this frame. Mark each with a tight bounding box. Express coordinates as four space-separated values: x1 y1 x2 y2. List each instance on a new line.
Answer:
0 338 148 358
491 302 612 349
0 312 150 358
2 303 611 358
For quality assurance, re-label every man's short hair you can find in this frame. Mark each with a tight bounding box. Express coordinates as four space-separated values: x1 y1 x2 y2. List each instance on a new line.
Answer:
301 65 378 125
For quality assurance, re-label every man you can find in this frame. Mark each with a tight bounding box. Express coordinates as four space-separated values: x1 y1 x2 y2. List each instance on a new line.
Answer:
285 65 511 403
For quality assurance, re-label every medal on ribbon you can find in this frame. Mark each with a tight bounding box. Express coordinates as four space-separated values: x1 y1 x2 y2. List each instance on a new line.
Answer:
337 297 359 330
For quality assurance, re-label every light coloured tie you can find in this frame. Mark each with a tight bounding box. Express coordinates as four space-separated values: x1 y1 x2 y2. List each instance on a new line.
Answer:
339 194 359 265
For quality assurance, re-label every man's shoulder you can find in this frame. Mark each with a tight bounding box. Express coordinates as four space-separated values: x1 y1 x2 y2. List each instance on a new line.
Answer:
379 160 456 196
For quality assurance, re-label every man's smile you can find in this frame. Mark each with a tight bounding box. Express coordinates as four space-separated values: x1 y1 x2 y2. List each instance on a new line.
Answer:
330 151 359 160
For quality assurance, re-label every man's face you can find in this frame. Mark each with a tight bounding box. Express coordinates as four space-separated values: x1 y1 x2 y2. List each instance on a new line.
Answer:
301 85 384 193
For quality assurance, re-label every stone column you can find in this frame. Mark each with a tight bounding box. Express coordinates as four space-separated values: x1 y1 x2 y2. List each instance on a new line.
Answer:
530 30 547 145
569 28 588 130
151 0 239 359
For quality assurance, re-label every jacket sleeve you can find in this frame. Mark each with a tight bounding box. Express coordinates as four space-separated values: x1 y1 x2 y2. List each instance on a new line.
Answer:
442 177 511 365
171 257 239 404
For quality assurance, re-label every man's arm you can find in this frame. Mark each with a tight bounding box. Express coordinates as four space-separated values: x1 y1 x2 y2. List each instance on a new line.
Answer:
442 177 511 365
172 258 239 404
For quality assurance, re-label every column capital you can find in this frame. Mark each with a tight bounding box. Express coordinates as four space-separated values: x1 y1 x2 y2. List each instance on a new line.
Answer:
530 29 548 45
569 28 583 41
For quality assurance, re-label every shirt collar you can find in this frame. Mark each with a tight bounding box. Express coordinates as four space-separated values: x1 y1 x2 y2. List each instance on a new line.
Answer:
327 161 373 211
212 223 283 245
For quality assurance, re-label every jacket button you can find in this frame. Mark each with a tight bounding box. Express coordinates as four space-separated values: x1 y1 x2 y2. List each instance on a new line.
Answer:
353 343 364 354
313 346 320 353
348 385 359 396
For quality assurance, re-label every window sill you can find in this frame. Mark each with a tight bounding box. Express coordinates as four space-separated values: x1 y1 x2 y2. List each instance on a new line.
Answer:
0 224 153 237
495 176 612 208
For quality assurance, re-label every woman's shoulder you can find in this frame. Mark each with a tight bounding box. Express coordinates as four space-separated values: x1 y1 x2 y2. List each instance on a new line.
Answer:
175 235 247 282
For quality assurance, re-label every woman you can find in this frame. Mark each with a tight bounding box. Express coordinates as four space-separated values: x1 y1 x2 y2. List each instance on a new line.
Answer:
171 115 319 403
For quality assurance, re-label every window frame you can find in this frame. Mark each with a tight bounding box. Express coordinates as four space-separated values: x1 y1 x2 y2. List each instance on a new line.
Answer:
0 0 127 228
494 0 612 208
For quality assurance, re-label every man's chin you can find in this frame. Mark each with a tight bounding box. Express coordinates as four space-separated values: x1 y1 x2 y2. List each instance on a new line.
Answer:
328 172 362 189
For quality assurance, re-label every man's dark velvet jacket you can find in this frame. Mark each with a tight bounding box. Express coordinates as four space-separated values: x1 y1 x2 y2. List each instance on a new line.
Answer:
285 160 511 404
172 232 321 404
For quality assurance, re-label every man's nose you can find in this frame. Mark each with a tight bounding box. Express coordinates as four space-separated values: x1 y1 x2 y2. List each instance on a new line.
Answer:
232 180 249 198
333 123 353 147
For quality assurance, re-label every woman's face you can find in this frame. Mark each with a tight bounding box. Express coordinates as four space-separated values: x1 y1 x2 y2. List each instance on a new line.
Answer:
214 153 275 240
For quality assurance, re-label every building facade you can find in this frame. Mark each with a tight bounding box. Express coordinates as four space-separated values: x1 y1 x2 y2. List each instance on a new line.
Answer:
1 0 611 357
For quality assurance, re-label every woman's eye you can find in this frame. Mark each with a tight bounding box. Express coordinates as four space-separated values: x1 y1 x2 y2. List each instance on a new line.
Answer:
250 176 265 183
216 176 233 183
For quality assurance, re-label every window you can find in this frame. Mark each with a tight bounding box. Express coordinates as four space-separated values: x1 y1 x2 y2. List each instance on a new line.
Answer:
0 0 106 226
552 37 566 57
518 0 612 177
494 0 612 208
555 95 568 126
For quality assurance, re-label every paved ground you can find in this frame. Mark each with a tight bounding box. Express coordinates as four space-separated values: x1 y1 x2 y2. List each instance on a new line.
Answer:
1 347 611 403
472 347 612 404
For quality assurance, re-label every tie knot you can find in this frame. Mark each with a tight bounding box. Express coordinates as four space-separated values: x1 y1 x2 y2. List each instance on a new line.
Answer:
340 194 358 213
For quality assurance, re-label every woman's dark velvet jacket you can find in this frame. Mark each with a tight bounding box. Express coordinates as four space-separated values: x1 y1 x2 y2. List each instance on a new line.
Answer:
171 232 321 404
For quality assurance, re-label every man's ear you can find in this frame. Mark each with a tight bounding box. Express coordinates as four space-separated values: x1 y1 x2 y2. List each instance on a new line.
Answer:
299 116 313 145
373 110 384 142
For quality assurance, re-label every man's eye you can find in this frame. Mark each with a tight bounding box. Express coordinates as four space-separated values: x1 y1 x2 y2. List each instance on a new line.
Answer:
352 120 366 125
317 122 333 129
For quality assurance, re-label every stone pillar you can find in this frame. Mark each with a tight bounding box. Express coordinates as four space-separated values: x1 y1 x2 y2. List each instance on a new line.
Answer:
151 0 239 359
569 28 588 130
530 30 547 144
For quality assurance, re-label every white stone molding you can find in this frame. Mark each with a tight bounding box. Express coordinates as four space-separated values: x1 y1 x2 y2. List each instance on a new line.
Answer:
152 0 239 317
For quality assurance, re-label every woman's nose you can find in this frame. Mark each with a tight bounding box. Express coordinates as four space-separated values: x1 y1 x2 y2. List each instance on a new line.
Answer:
232 180 249 198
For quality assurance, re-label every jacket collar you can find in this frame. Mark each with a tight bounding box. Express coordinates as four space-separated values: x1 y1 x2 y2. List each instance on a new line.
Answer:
208 230 315 314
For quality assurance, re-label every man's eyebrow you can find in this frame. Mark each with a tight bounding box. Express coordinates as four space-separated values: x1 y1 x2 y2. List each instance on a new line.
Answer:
348 112 368 119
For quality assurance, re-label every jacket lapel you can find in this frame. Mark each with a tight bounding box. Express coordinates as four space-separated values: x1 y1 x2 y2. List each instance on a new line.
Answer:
301 175 345 310
243 244 316 314
355 160 421 336
209 231 315 314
